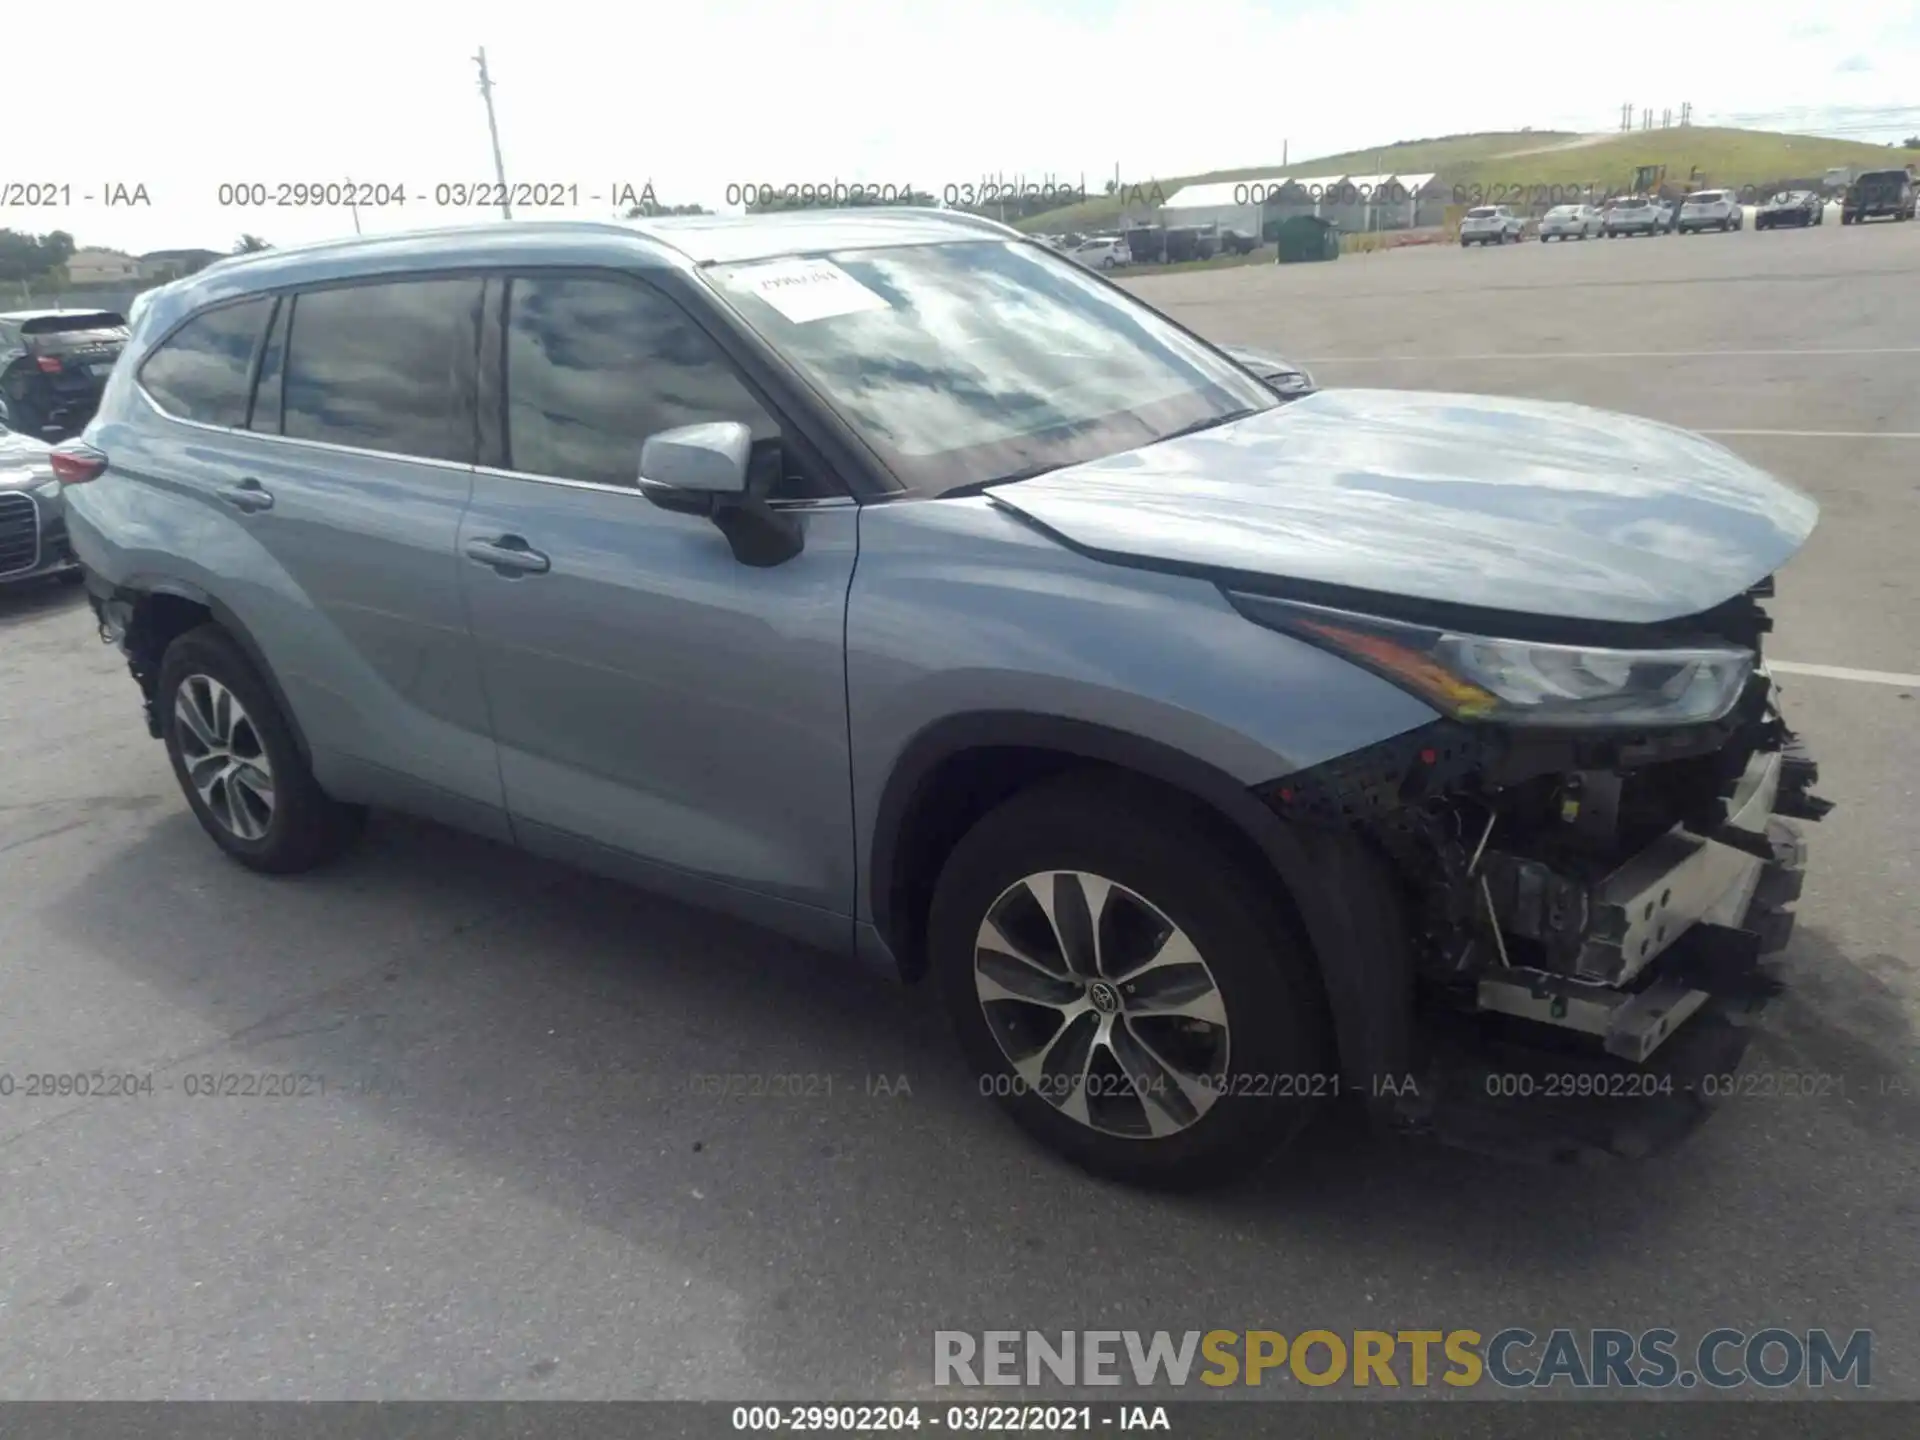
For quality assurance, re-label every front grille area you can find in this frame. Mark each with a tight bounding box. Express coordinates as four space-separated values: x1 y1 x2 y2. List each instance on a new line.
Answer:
0 492 42 576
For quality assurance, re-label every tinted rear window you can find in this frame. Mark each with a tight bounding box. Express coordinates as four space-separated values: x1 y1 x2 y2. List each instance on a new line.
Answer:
1466 208 1496 218
1688 192 1725 204
138 299 271 427
21 312 126 335
281 279 481 463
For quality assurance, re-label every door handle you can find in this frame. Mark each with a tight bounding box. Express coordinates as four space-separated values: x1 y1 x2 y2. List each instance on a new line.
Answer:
464 535 551 575
219 479 274 513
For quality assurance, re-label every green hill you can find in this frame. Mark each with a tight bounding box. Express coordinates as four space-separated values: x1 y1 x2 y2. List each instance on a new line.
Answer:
1021 126 1911 233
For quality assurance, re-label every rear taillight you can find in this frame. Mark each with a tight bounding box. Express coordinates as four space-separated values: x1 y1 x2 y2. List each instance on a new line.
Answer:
35 354 63 373
49 444 107 485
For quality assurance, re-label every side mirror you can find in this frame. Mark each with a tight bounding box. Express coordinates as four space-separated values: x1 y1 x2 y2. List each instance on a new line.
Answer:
638 421 751 509
638 419 805 569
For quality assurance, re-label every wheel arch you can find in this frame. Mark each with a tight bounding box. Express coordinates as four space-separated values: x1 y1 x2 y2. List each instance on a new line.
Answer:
867 711 1416 1097
121 580 313 763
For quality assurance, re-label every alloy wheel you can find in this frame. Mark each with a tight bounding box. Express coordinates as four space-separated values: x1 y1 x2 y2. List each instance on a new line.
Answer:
173 673 276 840
973 870 1231 1139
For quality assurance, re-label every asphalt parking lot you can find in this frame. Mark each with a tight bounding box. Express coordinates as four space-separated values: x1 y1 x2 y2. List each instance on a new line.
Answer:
2 220 1916 1404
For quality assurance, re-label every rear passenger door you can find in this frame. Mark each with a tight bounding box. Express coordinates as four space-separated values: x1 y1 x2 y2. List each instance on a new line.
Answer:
456 270 859 948
137 276 509 841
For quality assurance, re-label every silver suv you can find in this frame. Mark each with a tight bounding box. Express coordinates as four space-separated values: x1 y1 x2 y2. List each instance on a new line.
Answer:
58 211 1829 1186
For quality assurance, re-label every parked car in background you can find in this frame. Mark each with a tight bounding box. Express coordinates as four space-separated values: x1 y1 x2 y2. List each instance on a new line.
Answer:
1459 205 1524 245
1538 204 1604 241
1070 235 1130 268
0 310 130 442
1841 169 1917 225
60 209 1832 1186
1603 197 1666 237
1216 343 1316 400
1677 190 1744 233
0 415 84 587
1216 227 1259 256
1756 191 1824 229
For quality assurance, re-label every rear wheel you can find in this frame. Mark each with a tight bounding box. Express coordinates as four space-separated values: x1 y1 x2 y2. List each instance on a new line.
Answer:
157 625 366 873
931 773 1335 1189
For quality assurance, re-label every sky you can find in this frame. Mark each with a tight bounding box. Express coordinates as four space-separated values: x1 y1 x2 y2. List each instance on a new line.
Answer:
12 0 1920 256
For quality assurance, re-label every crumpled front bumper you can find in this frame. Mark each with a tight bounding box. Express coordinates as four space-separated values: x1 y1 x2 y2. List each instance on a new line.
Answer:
1473 738 1820 1063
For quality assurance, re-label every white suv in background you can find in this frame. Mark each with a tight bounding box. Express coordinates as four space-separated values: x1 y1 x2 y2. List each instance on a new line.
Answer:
1070 235 1131 269
1679 190 1745 233
1538 204 1604 241
1459 206 1525 245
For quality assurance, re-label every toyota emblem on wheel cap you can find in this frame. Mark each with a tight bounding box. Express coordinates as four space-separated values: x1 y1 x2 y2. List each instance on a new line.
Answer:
1088 981 1122 1014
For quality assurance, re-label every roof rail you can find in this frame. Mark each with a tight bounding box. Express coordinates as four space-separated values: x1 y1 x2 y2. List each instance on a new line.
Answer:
921 210 1032 240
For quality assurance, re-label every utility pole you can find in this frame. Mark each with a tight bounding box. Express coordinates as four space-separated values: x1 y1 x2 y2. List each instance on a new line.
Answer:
474 47 512 220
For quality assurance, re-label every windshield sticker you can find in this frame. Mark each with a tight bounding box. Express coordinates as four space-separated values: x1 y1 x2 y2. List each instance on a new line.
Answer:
742 258 890 325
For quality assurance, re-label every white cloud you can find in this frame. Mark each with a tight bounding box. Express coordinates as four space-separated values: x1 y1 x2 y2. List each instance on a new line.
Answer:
9 0 1918 255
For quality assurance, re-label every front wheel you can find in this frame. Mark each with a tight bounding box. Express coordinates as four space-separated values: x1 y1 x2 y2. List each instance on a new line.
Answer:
931 774 1335 1189
158 625 366 873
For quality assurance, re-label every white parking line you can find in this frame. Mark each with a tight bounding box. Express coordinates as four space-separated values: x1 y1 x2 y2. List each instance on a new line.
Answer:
1699 429 1920 439
1304 347 1920 363
1770 661 1920 688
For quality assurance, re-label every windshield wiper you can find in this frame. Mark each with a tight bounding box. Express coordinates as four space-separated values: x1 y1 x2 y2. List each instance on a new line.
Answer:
942 461 1069 499
942 407 1263 499
1152 406 1263 444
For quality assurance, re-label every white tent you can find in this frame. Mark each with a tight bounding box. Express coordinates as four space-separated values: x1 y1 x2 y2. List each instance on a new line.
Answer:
1160 177 1290 234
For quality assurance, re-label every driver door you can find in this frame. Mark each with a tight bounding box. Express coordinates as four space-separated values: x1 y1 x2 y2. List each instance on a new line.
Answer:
456 271 860 951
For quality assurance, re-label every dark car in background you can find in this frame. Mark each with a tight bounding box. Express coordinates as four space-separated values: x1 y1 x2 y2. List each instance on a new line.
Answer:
1756 191 1824 229
0 310 131 441
1841 169 1916 225
1215 227 1259 256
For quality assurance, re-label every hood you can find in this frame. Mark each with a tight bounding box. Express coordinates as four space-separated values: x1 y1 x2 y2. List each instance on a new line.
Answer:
987 389 1819 627
0 425 56 492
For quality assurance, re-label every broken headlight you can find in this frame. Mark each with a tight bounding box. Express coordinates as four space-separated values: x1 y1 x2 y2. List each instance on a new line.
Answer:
1232 595 1753 728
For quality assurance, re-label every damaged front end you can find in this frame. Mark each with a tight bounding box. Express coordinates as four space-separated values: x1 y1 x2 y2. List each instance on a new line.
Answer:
1235 579 1832 1163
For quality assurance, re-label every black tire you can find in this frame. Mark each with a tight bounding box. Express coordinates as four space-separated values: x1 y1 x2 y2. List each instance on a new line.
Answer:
930 772 1335 1189
157 624 365 873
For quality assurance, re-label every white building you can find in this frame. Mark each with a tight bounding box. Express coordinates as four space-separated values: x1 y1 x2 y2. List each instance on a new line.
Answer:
1158 176 1292 235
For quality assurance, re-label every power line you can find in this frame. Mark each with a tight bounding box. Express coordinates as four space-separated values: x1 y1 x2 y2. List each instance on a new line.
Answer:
474 47 512 221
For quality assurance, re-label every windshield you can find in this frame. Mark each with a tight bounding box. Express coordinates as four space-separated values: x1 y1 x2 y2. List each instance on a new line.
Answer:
708 239 1277 494
1686 192 1724 205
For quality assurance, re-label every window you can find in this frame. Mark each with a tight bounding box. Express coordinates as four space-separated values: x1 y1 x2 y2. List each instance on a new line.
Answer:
503 274 819 497
138 299 270 427
249 298 286 432
282 278 481 463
